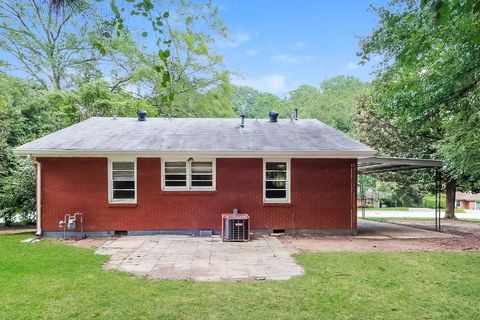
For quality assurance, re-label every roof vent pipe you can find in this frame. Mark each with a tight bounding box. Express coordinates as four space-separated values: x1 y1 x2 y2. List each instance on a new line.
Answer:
240 114 245 128
268 111 279 123
294 108 298 120
137 110 147 121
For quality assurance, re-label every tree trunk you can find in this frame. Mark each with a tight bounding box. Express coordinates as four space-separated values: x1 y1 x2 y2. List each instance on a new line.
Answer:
445 179 456 219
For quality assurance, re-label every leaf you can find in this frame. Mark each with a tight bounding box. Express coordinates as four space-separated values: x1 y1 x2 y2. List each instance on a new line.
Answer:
163 12 169 18
93 42 106 55
110 0 120 17
154 65 164 73
141 32 148 37
102 32 111 38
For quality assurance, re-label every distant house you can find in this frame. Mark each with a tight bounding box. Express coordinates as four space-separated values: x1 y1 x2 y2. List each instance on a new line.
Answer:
14 113 375 237
357 188 377 207
455 192 480 211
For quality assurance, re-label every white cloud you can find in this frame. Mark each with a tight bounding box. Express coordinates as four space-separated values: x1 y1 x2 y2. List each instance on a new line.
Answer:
345 61 360 70
295 41 306 49
218 32 251 48
303 55 314 62
245 50 258 57
233 73 287 96
272 54 298 64
272 54 314 64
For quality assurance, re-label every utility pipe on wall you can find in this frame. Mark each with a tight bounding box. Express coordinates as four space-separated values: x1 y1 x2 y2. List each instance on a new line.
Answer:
35 159 42 236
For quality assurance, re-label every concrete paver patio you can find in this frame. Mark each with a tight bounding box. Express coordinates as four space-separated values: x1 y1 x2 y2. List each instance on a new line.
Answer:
96 235 304 281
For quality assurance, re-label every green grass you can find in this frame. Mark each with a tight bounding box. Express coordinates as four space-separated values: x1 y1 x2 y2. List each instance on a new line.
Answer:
361 217 480 223
459 218 480 223
361 217 434 222
1 234 480 319
358 207 409 211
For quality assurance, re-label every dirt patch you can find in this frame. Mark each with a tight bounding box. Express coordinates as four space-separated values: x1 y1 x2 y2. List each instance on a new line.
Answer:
0 227 36 235
388 219 480 236
51 237 113 249
281 235 480 253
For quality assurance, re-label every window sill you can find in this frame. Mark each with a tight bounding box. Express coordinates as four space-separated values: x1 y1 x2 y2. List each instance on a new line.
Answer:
263 202 292 207
161 190 217 195
108 203 137 208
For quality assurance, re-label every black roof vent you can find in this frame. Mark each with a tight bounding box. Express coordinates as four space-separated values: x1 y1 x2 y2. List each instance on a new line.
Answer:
240 115 245 128
269 111 279 123
137 110 147 121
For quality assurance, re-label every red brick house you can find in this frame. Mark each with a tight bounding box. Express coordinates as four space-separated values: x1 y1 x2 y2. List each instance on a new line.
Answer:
455 192 480 211
14 114 375 237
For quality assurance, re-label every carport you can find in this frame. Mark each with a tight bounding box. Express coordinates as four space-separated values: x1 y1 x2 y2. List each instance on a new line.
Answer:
357 157 443 231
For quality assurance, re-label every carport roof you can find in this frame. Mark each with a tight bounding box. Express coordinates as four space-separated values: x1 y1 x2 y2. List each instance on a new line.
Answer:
358 156 442 174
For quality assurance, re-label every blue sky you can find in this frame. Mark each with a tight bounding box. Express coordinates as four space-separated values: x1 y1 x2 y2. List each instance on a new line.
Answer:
215 0 387 96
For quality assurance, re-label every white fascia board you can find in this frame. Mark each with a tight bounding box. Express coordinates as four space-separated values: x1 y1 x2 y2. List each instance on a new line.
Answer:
14 149 377 158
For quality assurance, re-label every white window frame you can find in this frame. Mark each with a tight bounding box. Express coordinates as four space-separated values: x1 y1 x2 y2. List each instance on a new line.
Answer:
263 158 291 203
108 157 137 204
161 158 216 191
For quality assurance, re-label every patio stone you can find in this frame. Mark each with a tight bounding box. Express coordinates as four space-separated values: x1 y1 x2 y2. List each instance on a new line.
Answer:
97 235 304 281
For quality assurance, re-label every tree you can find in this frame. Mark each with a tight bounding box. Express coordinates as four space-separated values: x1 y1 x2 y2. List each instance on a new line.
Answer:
250 92 283 119
0 0 101 90
357 0 480 218
231 86 260 117
284 77 368 133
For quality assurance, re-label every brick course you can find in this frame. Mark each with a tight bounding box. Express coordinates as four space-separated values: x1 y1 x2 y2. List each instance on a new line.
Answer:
39 157 357 233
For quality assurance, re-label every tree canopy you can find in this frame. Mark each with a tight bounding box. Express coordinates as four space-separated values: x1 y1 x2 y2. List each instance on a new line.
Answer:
355 0 480 217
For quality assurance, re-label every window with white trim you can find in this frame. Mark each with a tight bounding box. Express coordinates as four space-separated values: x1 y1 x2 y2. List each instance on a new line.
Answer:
264 160 290 202
163 159 215 191
109 160 136 203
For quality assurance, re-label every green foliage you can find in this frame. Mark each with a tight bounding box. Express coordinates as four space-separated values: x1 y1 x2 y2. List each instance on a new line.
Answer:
422 194 446 209
357 0 480 182
0 0 99 90
284 76 369 133
230 76 369 134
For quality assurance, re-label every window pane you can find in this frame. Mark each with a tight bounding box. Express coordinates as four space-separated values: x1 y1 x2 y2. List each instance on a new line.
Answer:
113 170 134 181
165 167 186 174
266 162 287 171
191 162 212 168
191 174 212 181
266 172 286 180
113 181 135 190
165 161 186 168
191 180 213 187
191 162 212 173
165 174 187 181
266 181 286 189
266 190 286 199
113 190 135 199
165 180 187 187
191 167 213 173
113 162 134 170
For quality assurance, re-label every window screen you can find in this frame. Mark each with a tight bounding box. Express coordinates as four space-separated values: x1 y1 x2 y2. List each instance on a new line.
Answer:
111 161 135 201
163 160 214 190
264 161 289 201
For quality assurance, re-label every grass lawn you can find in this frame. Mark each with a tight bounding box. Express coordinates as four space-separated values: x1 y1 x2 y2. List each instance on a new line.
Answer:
1 234 480 319
357 207 466 213
361 217 433 222
362 217 480 223
358 207 410 211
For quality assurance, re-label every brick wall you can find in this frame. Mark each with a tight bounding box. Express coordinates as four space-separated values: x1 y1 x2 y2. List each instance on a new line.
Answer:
39 157 357 232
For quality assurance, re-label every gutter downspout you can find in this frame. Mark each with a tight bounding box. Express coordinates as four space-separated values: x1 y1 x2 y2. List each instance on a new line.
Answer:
35 159 42 236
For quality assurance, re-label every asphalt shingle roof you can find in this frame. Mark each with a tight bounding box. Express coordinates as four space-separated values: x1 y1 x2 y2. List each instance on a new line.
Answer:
14 117 375 156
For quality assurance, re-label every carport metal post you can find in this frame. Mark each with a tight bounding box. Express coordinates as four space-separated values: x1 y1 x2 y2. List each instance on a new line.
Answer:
434 168 442 232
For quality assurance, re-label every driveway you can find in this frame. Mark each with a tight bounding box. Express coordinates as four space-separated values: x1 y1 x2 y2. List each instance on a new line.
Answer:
96 235 304 281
